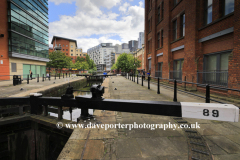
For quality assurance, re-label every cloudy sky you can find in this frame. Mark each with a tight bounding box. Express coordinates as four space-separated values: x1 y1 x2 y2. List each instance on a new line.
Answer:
48 0 145 52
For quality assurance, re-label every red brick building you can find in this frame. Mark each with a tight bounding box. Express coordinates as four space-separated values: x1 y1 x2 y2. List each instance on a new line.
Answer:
51 36 87 63
144 0 239 95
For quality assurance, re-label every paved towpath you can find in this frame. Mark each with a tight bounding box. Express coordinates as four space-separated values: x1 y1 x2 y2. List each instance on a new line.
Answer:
0 76 84 98
58 76 240 160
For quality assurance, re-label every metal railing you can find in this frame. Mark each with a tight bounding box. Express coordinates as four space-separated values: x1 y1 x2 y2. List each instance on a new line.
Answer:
155 71 162 78
169 70 182 80
124 73 240 105
197 70 228 87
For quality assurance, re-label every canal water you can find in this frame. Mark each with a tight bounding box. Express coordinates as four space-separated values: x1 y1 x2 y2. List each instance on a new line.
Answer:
49 81 102 122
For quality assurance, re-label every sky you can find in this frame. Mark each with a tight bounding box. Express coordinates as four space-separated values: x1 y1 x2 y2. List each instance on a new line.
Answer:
48 0 145 52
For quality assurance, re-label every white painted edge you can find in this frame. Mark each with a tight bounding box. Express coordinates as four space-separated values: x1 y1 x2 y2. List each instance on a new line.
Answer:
181 102 239 122
29 93 42 97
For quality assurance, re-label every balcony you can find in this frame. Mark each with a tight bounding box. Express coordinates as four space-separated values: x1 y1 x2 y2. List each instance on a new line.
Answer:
54 46 62 50
197 70 228 87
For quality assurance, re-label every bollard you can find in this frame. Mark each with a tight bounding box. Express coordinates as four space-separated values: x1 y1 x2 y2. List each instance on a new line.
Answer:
42 74 44 82
148 76 150 89
37 74 39 83
142 76 143 86
132 73 133 82
206 84 210 103
27 74 29 84
49 74 50 81
137 75 138 84
58 106 63 120
63 73 64 78
157 77 160 94
134 74 135 82
55 74 56 80
173 79 177 102
59 73 60 79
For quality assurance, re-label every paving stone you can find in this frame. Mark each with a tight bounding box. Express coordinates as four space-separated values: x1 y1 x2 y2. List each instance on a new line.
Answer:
135 137 182 157
213 153 240 160
225 135 240 146
116 138 142 158
205 136 240 154
83 140 104 159
203 136 227 155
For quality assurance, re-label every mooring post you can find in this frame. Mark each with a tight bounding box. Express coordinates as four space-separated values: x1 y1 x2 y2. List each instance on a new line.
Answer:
58 106 63 120
206 84 210 103
42 74 44 82
43 105 48 116
142 76 143 86
148 76 150 89
27 74 29 84
37 74 39 83
137 75 138 84
157 77 160 94
173 79 177 102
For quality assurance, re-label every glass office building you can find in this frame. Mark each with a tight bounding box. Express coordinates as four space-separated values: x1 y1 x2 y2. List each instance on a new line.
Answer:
7 0 49 78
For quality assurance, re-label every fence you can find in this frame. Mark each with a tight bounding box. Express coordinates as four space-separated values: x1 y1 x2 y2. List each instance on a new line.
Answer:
155 71 162 78
197 70 228 87
123 73 240 105
169 70 182 80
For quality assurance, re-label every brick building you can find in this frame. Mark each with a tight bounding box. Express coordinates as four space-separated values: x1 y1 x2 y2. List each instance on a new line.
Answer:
145 0 239 95
51 36 86 63
0 0 49 80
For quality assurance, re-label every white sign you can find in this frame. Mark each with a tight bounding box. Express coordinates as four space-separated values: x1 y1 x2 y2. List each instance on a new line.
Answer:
181 102 239 122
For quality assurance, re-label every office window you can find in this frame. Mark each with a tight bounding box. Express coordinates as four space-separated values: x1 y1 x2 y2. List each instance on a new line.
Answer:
173 0 178 6
11 63 17 72
173 20 177 41
158 6 161 23
161 2 164 19
157 32 160 48
161 30 164 47
223 0 234 15
205 0 212 25
180 14 185 37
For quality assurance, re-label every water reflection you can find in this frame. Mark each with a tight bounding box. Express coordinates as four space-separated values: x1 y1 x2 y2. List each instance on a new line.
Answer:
49 81 102 122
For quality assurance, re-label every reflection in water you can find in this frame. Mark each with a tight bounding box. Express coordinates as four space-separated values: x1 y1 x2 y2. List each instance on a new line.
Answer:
49 82 102 122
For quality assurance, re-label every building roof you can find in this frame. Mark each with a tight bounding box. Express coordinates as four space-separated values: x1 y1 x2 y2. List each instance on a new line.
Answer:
51 36 77 47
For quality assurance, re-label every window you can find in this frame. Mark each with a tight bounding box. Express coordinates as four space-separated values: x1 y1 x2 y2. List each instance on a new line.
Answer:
173 0 178 6
157 6 161 23
161 30 164 47
76 54 78 56
223 0 234 16
173 20 177 41
71 50 73 52
63 49 65 51
205 0 212 25
180 14 185 37
76 50 78 52
173 59 184 80
148 59 151 71
66 53 68 55
66 49 68 51
161 2 164 19
59 44 61 46
63 45 64 47
71 54 73 56
157 32 160 48
148 19 151 32
71 45 73 48
66 45 68 47
11 63 17 72
80 54 81 56
204 51 230 85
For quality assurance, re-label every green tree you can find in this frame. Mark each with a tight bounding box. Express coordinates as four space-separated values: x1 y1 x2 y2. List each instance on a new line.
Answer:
74 61 89 70
47 51 71 73
116 53 141 72
111 63 117 71
86 55 96 69
76 57 86 63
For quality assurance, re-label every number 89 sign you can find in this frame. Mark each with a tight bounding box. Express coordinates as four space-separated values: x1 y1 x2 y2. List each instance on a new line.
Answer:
181 102 239 122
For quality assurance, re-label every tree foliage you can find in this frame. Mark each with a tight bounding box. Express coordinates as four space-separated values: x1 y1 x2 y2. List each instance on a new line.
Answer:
76 57 86 63
47 51 71 72
115 53 141 72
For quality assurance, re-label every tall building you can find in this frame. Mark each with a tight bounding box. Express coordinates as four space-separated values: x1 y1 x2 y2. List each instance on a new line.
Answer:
51 36 86 63
87 43 115 72
114 44 130 54
145 0 239 95
128 40 138 52
0 0 49 80
138 32 144 49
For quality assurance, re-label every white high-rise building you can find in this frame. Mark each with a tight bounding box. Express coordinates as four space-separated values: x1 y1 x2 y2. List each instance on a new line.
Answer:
138 32 144 49
87 43 115 72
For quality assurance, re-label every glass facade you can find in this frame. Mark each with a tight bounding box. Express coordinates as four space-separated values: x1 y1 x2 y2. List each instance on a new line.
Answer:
8 0 49 59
